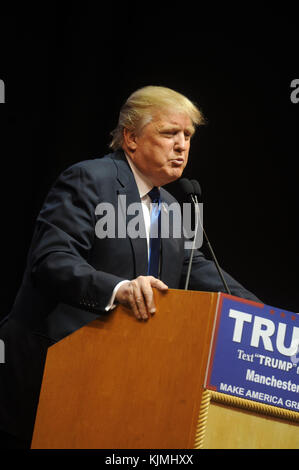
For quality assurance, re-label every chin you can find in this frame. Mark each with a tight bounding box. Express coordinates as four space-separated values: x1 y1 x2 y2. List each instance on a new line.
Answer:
159 173 183 186
170 168 184 181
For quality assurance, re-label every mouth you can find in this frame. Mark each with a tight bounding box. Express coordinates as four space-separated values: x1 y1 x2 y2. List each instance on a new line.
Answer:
170 158 185 166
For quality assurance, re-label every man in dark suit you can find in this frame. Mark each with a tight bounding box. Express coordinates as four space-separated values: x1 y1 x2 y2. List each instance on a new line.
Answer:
0 86 260 448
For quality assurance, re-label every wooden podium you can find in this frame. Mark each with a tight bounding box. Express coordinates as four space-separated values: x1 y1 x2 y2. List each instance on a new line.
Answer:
31 289 299 449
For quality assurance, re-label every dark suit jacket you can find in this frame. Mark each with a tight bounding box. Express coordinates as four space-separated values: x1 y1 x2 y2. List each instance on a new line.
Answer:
0 150 260 443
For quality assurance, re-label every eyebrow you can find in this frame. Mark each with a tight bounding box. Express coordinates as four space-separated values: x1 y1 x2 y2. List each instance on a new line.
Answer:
157 123 195 135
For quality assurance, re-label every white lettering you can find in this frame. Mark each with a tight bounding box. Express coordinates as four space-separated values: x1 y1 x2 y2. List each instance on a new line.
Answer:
219 383 244 395
148 454 193 465
0 339 4 363
95 202 115 238
127 202 146 239
250 316 275 351
276 323 299 356
258 354 294 371
0 79 4 103
105 454 139 467
229 309 299 358
229 309 252 343
161 202 182 239
246 369 299 393
245 389 283 405
237 349 254 362
150 455 159 466
290 78 299 104
285 399 299 410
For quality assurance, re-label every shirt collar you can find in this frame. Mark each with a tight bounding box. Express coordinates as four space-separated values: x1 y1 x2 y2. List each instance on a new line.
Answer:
125 153 154 198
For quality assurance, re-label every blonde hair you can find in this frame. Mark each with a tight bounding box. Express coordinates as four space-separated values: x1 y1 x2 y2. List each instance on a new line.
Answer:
109 85 205 150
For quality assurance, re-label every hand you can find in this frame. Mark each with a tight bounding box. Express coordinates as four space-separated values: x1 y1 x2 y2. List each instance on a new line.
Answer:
115 275 168 321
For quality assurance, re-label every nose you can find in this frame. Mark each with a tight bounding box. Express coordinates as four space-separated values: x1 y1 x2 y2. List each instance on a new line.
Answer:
174 131 187 152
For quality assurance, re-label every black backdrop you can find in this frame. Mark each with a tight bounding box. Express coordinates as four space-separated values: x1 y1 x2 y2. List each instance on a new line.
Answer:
1 7 298 320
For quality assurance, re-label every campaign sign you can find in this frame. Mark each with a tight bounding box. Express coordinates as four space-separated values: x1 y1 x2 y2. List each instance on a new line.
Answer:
205 294 299 413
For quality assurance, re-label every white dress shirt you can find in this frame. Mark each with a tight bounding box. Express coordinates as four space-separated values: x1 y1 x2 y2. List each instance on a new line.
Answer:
105 153 155 311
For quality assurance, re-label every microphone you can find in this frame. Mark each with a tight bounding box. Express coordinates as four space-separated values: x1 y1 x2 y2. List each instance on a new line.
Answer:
179 178 231 295
190 179 202 200
178 178 194 199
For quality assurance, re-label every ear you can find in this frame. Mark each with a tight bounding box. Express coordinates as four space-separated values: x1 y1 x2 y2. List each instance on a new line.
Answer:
123 128 138 152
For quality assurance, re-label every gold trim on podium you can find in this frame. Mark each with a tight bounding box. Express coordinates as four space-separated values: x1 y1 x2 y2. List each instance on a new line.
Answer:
194 389 211 449
194 389 299 449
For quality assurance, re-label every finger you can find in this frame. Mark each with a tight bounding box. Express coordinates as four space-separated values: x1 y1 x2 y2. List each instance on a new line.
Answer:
146 277 168 315
126 282 142 321
139 277 156 316
149 277 168 290
131 280 149 321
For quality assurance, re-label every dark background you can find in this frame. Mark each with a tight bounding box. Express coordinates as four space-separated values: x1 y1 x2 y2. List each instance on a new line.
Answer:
0 6 298 320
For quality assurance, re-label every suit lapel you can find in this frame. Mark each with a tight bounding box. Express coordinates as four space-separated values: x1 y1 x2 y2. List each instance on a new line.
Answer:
112 152 148 277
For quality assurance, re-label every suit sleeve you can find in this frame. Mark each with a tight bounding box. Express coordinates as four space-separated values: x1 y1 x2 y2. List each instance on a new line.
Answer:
180 249 261 302
29 164 125 311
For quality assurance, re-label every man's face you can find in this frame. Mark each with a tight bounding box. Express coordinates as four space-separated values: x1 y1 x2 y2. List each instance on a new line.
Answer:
127 109 194 187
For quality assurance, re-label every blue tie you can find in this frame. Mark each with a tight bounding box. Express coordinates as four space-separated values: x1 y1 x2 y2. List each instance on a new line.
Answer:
147 187 161 278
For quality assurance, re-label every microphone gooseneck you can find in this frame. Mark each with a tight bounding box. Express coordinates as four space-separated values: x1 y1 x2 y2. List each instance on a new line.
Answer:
179 178 231 295
179 178 200 290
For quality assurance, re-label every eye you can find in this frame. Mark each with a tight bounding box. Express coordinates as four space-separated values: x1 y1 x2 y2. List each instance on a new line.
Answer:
162 130 176 136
